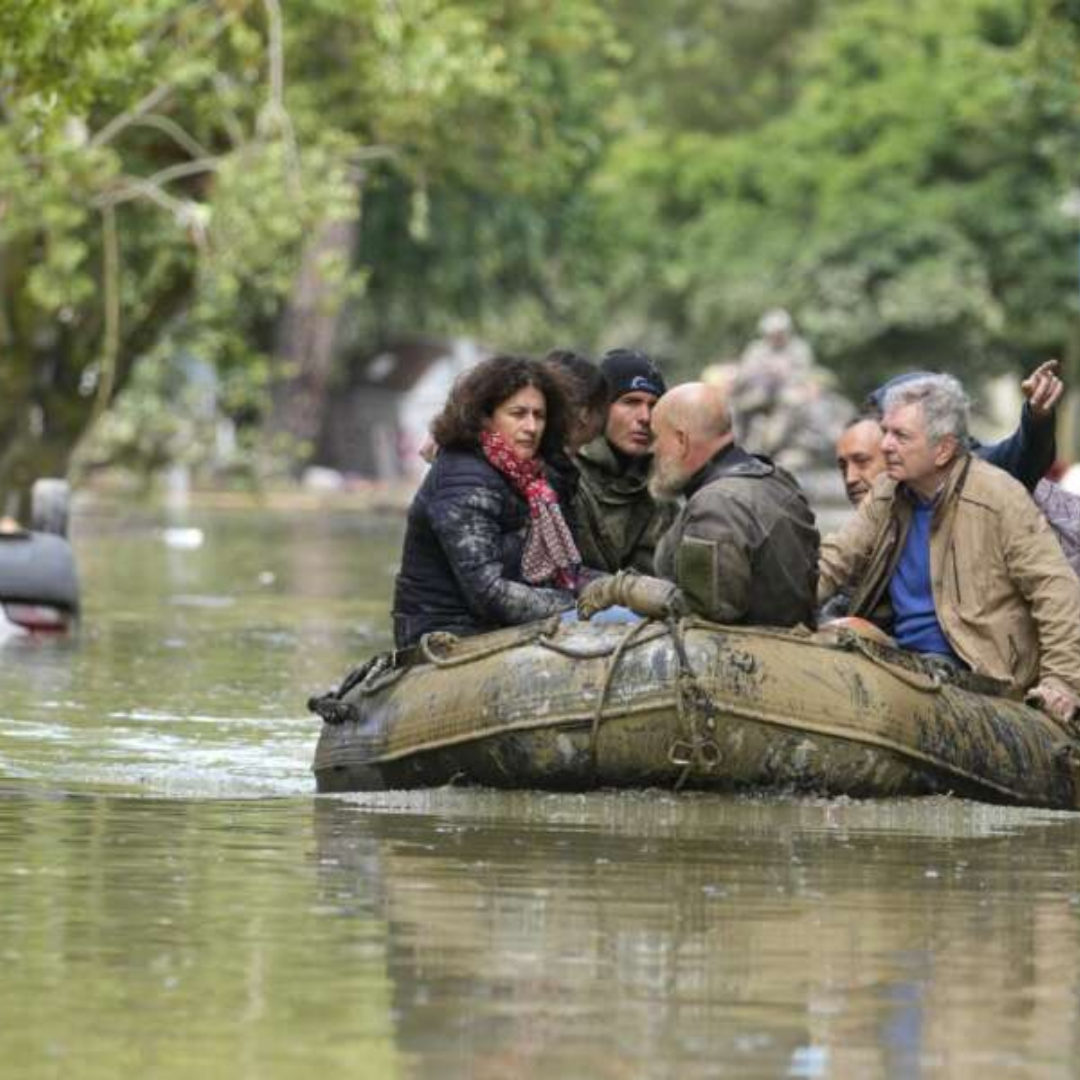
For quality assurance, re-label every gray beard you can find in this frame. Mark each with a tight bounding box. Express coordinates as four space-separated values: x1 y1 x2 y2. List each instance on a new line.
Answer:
647 470 689 504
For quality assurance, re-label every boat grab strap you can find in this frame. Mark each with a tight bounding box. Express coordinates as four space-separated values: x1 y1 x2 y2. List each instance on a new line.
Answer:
666 617 723 788
828 627 1014 698
579 615 724 787
588 618 652 776
829 629 946 693
417 617 674 667
417 616 565 667
494 615 722 788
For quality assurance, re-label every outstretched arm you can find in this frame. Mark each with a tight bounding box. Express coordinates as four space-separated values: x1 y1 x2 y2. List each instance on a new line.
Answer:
978 360 1062 491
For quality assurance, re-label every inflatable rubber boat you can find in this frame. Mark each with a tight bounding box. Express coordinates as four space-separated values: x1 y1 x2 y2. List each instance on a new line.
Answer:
310 617 1080 809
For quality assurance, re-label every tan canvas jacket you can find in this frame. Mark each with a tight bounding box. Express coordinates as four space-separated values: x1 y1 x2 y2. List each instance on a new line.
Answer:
819 455 1080 696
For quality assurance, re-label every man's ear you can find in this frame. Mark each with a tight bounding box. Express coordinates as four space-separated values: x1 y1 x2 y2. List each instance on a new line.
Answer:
933 435 958 468
677 428 691 459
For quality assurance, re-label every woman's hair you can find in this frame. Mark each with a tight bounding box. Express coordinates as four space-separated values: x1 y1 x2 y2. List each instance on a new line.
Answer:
543 349 608 415
430 354 572 457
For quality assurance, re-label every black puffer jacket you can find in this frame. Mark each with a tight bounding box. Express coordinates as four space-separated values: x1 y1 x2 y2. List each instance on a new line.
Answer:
392 448 575 647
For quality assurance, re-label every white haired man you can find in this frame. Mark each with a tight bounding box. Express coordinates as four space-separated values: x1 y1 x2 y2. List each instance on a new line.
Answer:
819 373 1080 726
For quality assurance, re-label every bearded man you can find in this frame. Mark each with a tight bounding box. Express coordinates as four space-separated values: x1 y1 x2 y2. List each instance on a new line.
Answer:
578 382 818 626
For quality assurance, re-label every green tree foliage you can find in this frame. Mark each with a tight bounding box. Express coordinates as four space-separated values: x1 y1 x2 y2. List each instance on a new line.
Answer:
585 0 1080 394
0 1 362 510
5 0 1080 499
332 0 624 349
1 0 625 501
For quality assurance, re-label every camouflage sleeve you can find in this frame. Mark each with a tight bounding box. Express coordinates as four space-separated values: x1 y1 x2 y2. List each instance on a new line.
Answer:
429 484 574 626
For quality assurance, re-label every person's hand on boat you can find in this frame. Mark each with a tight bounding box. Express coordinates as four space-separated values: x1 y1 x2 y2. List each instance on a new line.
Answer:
577 571 689 621
1021 359 1064 422
1026 679 1080 733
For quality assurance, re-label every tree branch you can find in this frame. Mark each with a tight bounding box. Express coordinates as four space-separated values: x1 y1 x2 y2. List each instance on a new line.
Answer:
93 176 189 216
259 0 302 199
92 204 121 429
90 83 175 150
130 114 214 160
89 4 251 150
146 156 225 188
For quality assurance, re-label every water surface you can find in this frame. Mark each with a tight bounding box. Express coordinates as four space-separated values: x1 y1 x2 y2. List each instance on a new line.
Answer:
2 502 1079 1078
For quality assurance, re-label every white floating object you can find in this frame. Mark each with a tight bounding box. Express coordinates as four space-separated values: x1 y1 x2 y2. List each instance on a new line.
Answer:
161 527 204 550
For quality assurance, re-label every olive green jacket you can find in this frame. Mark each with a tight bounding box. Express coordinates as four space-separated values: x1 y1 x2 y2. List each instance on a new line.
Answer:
819 455 1080 696
654 444 819 627
572 437 668 574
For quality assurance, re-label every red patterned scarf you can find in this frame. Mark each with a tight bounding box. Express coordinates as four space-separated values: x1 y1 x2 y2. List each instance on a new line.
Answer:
480 429 581 590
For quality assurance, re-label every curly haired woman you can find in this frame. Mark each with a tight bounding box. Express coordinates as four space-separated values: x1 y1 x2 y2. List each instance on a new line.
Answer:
392 355 587 648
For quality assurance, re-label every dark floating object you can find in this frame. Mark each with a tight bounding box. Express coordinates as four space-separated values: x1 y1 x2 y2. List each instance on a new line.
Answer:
0 480 79 636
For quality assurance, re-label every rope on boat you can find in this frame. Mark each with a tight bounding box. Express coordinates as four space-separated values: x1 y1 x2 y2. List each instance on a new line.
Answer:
587 618 652 777
417 616 565 668
536 622 669 659
832 629 946 693
666 617 723 789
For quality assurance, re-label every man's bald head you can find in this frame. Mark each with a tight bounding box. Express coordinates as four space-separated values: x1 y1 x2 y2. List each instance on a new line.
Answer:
651 382 733 442
649 382 736 501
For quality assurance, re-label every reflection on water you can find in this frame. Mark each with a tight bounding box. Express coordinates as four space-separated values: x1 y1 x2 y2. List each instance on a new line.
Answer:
313 793 1080 1079
2 504 1080 1077
0 790 399 1080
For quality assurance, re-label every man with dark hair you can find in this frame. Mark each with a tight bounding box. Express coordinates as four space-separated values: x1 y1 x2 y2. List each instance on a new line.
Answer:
543 349 608 452
576 381 818 627
819 373 1080 727
572 348 670 573
836 414 889 507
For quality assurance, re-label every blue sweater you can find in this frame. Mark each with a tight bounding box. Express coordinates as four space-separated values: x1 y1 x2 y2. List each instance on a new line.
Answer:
888 500 960 660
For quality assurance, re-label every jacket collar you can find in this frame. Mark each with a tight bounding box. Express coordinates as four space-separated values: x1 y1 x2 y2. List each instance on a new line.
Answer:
896 452 972 512
683 442 773 499
576 435 652 482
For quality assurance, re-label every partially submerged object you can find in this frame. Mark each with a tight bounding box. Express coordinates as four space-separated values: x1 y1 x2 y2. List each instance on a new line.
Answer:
0 480 79 636
310 618 1080 810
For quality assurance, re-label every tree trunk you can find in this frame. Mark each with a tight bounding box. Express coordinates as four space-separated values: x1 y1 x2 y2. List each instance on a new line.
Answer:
269 205 361 469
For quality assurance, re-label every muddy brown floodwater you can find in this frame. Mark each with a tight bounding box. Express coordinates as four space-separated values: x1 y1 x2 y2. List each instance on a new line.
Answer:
2 500 1079 1079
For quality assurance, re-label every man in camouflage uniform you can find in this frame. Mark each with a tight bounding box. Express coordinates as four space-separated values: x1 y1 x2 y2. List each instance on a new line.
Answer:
731 308 849 472
649 382 819 626
578 382 819 628
573 349 669 574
